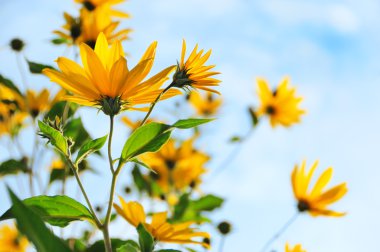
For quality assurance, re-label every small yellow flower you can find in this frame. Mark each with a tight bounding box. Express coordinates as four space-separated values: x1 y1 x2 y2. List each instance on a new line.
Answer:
26 89 65 118
256 77 305 127
188 91 222 116
172 40 221 94
50 158 66 170
0 104 28 138
291 160 348 217
114 199 210 248
140 137 208 192
0 85 24 111
121 116 153 131
286 243 306 252
0 224 29 252
44 33 180 115
76 0 130 19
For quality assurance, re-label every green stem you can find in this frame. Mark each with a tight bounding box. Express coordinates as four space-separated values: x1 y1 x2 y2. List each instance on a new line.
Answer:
259 213 299 252
140 85 172 127
66 158 102 228
108 116 115 174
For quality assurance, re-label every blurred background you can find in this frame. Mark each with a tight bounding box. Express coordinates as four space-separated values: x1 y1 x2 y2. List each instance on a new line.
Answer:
1 0 380 251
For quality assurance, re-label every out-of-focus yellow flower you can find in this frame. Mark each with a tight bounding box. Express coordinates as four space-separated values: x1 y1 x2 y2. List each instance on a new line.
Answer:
26 89 65 118
256 77 305 127
188 91 222 116
50 159 66 170
76 0 130 19
0 224 29 252
286 243 306 252
114 198 210 248
291 160 348 217
140 137 208 192
0 85 24 111
44 33 180 116
0 104 28 138
121 116 153 131
54 9 131 47
172 40 221 94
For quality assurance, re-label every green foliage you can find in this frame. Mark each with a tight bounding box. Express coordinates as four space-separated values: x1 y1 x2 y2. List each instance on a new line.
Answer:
173 193 190 220
137 224 155 252
27 59 55 74
248 107 259 127
172 118 213 129
6 188 71 252
116 240 140 252
76 135 108 165
52 38 70 45
229 135 242 143
121 119 213 162
64 117 91 152
0 73 22 95
45 101 78 121
155 250 181 252
87 239 134 252
38 120 68 155
0 158 28 177
132 165 151 194
1 195 94 227
191 195 224 212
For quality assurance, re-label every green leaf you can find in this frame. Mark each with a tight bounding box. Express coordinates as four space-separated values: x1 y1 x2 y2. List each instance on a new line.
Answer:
87 239 132 252
1 195 94 227
0 158 28 177
137 223 154 252
38 120 68 155
173 193 190 220
0 74 22 95
132 165 151 194
64 117 91 153
52 38 69 45
130 158 154 172
45 101 78 121
76 135 108 164
116 240 140 252
121 122 172 160
229 136 242 143
155 250 181 252
172 118 213 129
27 60 55 74
248 107 259 127
49 168 66 184
190 194 224 212
6 188 71 252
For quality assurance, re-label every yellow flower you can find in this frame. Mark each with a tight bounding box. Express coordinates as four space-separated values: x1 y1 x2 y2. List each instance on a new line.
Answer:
121 116 153 131
54 9 131 47
286 243 306 252
140 137 209 192
172 40 221 94
0 224 29 252
26 89 65 118
43 33 180 115
0 85 24 111
256 77 305 127
76 0 130 19
114 198 210 248
0 104 28 138
188 91 222 116
50 158 66 170
291 160 348 217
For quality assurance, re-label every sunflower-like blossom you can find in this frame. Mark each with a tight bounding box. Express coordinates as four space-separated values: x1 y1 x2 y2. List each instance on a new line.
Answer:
285 243 306 252
0 103 28 138
43 33 180 115
121 116 154 131
256 77 305 127
172 40 221 94
113 198 210 248
291 160 348 217
76 0 130 19
26 89 65 118
0 224 29 252
140 136 209 192
188 91 222 116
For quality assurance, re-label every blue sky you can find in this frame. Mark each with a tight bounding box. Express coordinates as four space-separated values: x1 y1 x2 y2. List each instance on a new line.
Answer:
1 0 380 251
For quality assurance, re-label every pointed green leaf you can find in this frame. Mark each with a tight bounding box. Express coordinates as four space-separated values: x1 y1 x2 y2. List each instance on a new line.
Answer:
1 195 94 227
0 159 29 177
172 118 214 129
52 38 69 45
38 120 68 155
190 194 224 212
116 240 140 252
137 224 154 252
76 135 108 164
87 239 134 252
6 188 71 252
121 122 172 160
27 60 55 74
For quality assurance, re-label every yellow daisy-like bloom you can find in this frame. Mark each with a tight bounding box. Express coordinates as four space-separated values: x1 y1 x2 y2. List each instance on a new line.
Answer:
54 9 131 48
121 116 153 131
285 243 306 252
25 89 65 118
43 33 180 115
172 40 221 94
0 224 29 252
0 104 28 138
256 77 305 127
291 160 348 217
140 137 209 192
50 158 66 170
114 198 210 248
0 85 24 111
188 91 222 116
76 0 130 19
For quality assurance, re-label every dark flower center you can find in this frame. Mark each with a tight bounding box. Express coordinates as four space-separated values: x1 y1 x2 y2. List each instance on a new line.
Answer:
265 105 276 115
217 221 231 235
297 200 310 212
149 171 160 180
31 109 40 118
10 38 25 52
83 1 96 11
99 96 122 116
85 40 96 49
70 24 82 40
165 159 176 170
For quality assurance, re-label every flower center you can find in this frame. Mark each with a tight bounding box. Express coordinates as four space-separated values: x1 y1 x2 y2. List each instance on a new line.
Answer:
83 1 96 11
99 96 122 116
297 200 310 212
165 159 176 170
70 24 81 40
31 109 40 118
265 105 276 115
10 38 25 52
85 40 96 49
149 171 160 180
172 66 193 89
